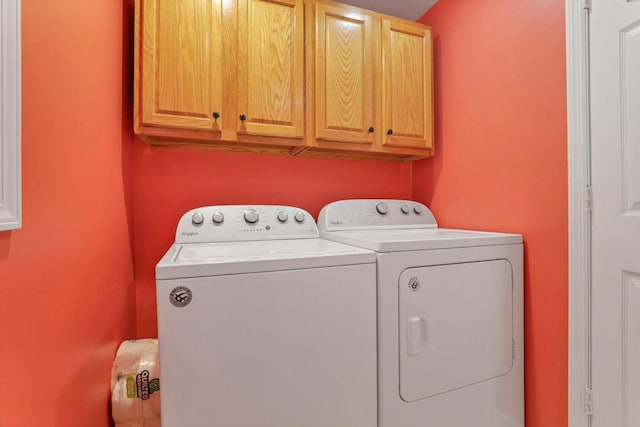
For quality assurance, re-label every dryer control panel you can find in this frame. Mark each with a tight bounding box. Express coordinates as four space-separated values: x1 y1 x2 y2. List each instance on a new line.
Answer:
318 200 438 232
175 205 318 243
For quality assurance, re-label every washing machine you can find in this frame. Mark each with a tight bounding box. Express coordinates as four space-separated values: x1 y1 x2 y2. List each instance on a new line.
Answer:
156 205 377 427
318 199 524 427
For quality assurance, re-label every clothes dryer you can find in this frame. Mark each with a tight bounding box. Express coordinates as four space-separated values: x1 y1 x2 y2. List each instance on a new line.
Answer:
156 205 377 427
318 199 524 427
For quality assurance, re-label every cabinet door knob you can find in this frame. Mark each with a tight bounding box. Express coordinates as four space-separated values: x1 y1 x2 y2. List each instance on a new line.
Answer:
239 114 247 121
368 127 375 133
387 129 393 135
212 112 220 119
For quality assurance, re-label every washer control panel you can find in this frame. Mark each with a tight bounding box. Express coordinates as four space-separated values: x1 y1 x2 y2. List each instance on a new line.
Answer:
176 205 318 243
317 199 438 231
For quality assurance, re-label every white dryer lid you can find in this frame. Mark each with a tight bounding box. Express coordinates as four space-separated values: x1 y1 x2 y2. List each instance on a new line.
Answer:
319 228 522 252
318 199 521 252
318 199 438 232
156 238 375 279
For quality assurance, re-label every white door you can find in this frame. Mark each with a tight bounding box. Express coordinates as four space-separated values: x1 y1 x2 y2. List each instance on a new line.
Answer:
590 1 640 426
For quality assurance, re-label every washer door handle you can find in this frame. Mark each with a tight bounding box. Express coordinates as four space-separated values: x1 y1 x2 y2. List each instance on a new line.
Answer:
408 316 424 356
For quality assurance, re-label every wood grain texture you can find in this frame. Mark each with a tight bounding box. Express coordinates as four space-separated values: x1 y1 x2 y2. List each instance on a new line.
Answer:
238 0 304 138
314 2 375 144
135 0 434 160
304 0 317 147
295 147 430 162
326 15 364 130
134 0 141 133
382 20 433 149
141 0 223 130
221 0 238 135
148 139 300 156
138 123 305 147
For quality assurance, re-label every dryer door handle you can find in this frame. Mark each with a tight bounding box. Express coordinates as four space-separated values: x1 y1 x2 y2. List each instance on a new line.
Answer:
408 316 424 356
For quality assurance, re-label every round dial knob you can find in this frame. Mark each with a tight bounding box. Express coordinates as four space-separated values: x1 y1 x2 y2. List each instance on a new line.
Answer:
212 211 224 224
376 202 389 215
413 205 423 215
277 211 289 223
400 204 410 214
191 212 204 225
244 209 259 224
294 211 305 223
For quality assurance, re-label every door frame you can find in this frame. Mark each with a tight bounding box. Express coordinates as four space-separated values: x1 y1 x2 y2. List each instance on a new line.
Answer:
0 0 21 231
566 1 591 426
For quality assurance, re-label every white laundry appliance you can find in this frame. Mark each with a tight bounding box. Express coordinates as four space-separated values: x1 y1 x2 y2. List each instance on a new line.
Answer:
318 199 524 427
156 205 378 427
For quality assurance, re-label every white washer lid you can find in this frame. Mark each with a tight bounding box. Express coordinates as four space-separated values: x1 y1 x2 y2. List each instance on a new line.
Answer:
156 238 375 279
319 228 522 252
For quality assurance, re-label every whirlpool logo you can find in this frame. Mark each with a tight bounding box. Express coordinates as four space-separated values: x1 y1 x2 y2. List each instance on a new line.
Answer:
170 286 193 307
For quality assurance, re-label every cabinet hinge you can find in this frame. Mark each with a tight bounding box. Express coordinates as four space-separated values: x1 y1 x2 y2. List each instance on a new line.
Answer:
585 186 593 212
582 0 591 11
584 387 593 416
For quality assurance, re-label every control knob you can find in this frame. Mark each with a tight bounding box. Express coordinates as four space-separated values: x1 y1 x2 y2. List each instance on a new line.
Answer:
413 205 423 215
244 209 259 224
400 204 410 214
212 211 224 224
191 212 204 225
294 211 305 223
277 211 289 223
376 202 389 215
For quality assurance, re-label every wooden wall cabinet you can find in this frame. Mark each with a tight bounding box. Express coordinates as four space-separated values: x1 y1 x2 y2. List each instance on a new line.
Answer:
382 20 433 151
312 1 377 145
135 0 305 154
301 0 434 160
137 0 223 132
237 0 305 139
134 0 433 161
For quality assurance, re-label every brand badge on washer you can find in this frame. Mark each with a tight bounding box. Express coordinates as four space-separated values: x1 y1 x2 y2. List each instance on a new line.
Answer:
408 277 420 292
170 286 192 307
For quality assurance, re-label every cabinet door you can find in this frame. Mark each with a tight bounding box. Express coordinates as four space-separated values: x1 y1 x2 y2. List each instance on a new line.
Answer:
140 0 223 130
314 2 376 144
382 20 433 149
237 0 304 138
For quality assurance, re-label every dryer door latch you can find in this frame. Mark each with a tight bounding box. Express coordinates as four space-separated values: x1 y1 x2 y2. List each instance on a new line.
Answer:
408 316 424 356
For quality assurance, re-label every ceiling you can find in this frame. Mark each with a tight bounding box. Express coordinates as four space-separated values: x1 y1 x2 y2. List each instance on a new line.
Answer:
341 0 438 21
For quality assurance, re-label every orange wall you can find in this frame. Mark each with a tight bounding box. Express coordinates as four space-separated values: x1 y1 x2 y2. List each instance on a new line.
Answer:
133 146 412 337
415 1 568 426
0 1 136 426
0 0 568 425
